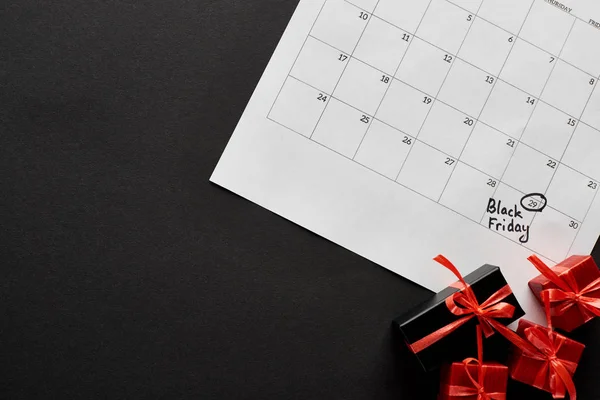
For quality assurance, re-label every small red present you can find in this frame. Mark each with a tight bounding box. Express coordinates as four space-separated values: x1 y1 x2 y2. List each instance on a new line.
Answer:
528 255 600 332
508 319 584 399
439 325 508 400
439 361 508 400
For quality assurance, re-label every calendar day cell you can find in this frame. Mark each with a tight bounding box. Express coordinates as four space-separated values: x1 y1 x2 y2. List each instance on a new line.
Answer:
545 164 597 222
376 79 432 137
561 20 600 77
269 78 328 137
395 38 452 96
353 17 410 76
416 0 473 55
502 144 556 194
418 101 474 158
500 39 555 98
334 58 391 116
290 37 348 94
460 124 515 178
458 18 514 76
311 98 371 158
311 0 369 54
484 183 535 243
520 101 575 160
374 0 430 34
446 0 482 14
346 0 379 12
354 119 412 179
438 59 494 117
541 60 595 118
396 141 456 201
562 123 600 181
479 80 535 139
527 207 579 262
581 86 600 131
439 162 496 220
519 0 574 56
478 0 534 34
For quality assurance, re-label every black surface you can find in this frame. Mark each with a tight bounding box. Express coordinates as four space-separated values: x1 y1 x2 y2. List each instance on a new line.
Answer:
2 0 600 399
394 265 524 372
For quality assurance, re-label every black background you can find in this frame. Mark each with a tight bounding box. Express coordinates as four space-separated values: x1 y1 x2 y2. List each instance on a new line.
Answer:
2 0 600 398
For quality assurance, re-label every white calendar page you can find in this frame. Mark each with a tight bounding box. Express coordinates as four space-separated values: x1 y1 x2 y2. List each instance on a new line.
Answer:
211 0 600 322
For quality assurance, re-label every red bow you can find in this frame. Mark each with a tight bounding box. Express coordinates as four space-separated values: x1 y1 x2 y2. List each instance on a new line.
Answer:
524 325 578 399
440 326 506 399
528 255 600 320
501 291 579 400
409 255 515 354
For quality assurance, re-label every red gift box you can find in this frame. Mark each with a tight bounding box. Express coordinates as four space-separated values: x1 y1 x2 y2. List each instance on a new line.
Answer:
439 325 508 400
509 319 585 399
439 361 508 400
528 255 600 332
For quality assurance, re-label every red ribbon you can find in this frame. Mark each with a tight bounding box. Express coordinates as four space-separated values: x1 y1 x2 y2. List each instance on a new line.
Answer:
408 255 516 354
528 255 600 321
443 326 506 400
498 290 578 399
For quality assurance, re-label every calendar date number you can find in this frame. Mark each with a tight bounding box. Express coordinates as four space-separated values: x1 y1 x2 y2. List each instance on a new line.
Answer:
569 220 579 229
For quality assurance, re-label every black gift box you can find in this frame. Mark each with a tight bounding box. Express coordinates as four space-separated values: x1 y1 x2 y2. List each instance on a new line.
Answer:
393 264 525 372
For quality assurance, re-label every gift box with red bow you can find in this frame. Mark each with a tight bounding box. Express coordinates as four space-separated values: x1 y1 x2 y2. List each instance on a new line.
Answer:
528 255 600 332
508 319 585 399
393 256 525 371
439 361 508 400
439 326 508 400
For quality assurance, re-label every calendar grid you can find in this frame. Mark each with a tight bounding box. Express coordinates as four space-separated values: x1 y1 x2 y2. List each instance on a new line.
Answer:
307 20 598 149
568 183 600 255
398 0 487 185
309 1 377 140
497 17 577 237
268 0 600 261
266 0 328 120
275 38 600 187
444 0 600 78
480 5 575 223
550 62 600 256
438 0 535 202
268 109 584 224
295 34 600 182
346 0 598 80
353 0 434 160
268 111 567 263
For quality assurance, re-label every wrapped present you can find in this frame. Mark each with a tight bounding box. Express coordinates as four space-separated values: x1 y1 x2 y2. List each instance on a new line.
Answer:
439 326 508 400
393 255 525 371
528 255 600 332
508 318 584 399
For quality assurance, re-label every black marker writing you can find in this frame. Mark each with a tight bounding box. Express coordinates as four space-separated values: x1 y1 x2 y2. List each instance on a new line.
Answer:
487 198 530 243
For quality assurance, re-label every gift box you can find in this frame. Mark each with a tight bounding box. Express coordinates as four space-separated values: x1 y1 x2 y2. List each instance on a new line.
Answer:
439 361 508 400
393 256 525 371
509 319 585 399
528 255 600 332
